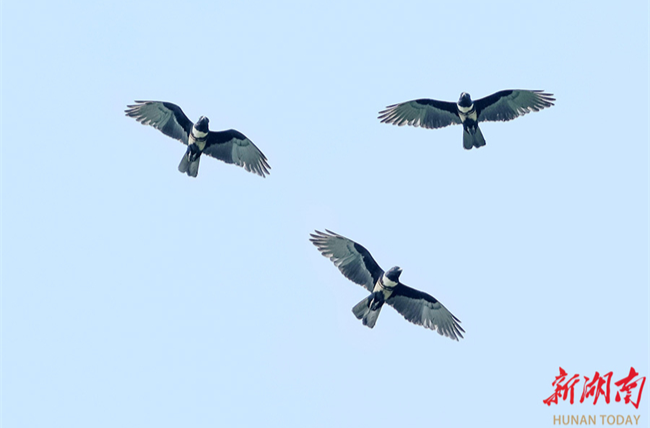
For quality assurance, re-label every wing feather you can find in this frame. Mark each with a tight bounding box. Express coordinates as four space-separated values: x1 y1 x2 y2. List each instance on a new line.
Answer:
378 98 461 129
125 101 193 144
310 230 383 292
475 90 555 123
387 284 464 340
202 130 270 177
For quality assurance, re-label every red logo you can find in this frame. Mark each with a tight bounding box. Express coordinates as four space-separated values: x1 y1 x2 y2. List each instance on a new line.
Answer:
544 367 645 409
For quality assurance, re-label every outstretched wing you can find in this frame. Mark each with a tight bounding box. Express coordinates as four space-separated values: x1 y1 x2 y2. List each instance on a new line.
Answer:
202 130 270 177
125 101 194 144
309 230 383 292
387 284 464 340
475 90 555 123
378 98 461 129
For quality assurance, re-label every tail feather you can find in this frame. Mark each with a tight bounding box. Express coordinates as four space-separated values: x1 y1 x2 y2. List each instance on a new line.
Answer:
352 295 383 329
463 125 486 150
188 157 200 177
178 153 190 173
178 153 200 177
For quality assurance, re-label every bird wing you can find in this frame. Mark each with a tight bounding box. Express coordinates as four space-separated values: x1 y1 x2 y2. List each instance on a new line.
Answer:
475 90 555 123
125 101 194 144
309 230 384 292
202 130 270 177
378 98 461 129
387 284 464 340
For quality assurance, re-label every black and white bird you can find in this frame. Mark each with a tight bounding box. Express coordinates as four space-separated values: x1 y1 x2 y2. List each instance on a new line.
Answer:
378 90 555 150
125 101 270 177
310 230 464 340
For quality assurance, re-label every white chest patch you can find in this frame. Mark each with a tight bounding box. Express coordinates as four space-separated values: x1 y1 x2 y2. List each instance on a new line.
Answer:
374 274 397 297
192 129 208 139
382 275 398 288
372 280 395 299
190 128 208 151
459 109 477 122
457 103 473 114
189 135 207 151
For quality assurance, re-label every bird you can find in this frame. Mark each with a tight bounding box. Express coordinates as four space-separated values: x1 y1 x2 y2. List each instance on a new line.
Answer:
309 230 464 340
125 101 270 177
378 90 555 150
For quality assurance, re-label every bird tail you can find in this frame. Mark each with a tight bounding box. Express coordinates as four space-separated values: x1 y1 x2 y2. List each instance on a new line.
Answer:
178 151 200 177
463 124 486 150
352 294 383 329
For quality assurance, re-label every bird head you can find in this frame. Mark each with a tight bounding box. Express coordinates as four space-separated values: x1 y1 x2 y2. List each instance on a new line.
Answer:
458 92 472 107
195 116 210 133
385 266 403 283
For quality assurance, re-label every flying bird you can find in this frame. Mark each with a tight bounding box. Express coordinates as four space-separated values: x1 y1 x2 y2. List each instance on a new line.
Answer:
378 90 555 150
310 230 464 340
125 101 270 177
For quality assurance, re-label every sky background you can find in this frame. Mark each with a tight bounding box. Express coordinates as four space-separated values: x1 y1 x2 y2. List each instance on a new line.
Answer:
2 1 648 427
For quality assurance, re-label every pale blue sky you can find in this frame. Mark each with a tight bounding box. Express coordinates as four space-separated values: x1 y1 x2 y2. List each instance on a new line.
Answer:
2 1 648 427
